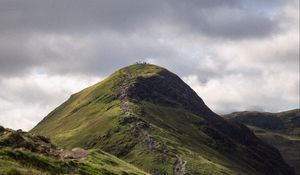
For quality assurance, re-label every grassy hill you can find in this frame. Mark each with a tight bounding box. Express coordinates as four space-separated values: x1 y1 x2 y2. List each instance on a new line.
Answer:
31 64 294 175
224 109 300 175
0 125 148 175
224 109 300 137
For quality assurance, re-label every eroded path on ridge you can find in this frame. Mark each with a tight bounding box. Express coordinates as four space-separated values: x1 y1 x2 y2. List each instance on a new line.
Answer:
119 71 131 115
118 70 158 150
118 69 187 174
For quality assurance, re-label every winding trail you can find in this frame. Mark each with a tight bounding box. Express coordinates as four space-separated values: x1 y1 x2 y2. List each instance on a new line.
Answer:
119 72 131 115
118 71 157 150
118 69 186 174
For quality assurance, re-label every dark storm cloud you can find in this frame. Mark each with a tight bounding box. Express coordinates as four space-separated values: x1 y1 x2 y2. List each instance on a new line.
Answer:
183 10 278 39
0 35 36 75
43 34 179 76
0 0 160 35
0 0 278 37
0 0 283 77
0 32 180 77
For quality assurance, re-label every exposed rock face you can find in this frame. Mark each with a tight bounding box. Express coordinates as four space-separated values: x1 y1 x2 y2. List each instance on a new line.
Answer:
61 147 88 160
173 155 186 175
0 127 88 160
0 127 58 157
128 70 216 117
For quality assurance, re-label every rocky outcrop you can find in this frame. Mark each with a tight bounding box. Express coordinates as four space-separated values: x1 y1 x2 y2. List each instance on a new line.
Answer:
173 155 186 175
0 126 87 160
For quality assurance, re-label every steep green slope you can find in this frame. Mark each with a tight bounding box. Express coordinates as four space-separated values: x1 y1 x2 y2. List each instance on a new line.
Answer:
32 64 294 175
224 109 300 175
0 126 148 175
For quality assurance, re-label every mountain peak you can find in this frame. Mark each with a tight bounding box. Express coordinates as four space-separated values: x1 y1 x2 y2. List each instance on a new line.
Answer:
31 64 294 175
72 63 215 118
123 64 216 117
116 63 166 76
103 63 215 118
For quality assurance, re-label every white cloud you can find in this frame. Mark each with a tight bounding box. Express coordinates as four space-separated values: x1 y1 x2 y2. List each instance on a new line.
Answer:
180 0 298 115
0 73 99 131
183 69 299 114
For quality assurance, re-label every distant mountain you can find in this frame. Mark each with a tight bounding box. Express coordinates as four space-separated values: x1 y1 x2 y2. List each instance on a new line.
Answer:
224 109 300 137
224 109 300 175
31 64 294 175
0 125 148 175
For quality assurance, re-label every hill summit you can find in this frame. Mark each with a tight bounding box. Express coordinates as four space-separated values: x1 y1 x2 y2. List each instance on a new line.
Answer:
32 64 294 175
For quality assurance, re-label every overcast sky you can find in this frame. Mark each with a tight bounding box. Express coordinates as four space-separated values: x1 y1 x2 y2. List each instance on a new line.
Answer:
0 0 299 131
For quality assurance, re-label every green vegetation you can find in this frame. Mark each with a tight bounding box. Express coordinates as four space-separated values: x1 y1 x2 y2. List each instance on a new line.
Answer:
225 109 300 175
31 64 294 175
0 148 148 175
31 64 165 148
224 109 300 137
0 126 148 175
